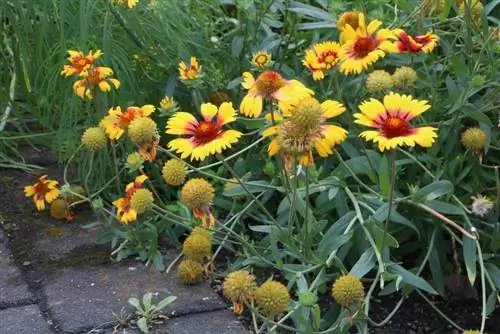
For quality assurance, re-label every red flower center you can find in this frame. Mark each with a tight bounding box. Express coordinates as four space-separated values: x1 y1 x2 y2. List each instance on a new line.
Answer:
255 71 286 96
194 122 220 144
382 116 412 138
352 37 376 58
33 181 47 194
318 51 338 66
118 110 138 128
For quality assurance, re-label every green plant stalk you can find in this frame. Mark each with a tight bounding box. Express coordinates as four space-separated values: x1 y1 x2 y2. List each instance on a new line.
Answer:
380 149 397 260
334 150 380 196
111 144 121 193
84 151 95 197
287 157 299 238
303 166 311 258
476 238 487 334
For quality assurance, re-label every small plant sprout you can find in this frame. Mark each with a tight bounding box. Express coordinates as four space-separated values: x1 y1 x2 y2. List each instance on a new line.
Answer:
127 293 177 333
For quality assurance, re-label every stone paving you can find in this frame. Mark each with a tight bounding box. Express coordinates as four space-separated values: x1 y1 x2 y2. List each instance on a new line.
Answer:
0 161 248 333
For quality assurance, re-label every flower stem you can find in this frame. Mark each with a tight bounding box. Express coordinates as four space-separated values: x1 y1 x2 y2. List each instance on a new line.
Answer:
380 150 397 259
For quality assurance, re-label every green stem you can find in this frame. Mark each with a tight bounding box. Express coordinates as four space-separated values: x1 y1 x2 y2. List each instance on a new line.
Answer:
303 166 311 257
111 143 121 193
380 150 397 259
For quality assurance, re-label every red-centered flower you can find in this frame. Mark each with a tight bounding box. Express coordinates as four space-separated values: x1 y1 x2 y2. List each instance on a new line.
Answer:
302 42 341 81
112 175 148 224
61 50 103 77
73 66 120 99
166 102 242 161
100 105 155 140
179 57 201 81
24 175 60 211
394 30 439 53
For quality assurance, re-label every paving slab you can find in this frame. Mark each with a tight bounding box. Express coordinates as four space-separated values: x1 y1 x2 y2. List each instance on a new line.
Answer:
0 304 53 334
42 258 226 333
0 230 35 308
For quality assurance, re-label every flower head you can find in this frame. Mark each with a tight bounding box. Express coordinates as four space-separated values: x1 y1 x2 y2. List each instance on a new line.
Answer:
302 41 341 81
338 13 398 75
128 117 158 145
112 0 139 9
394 30 439 53
365 70 393 93
179 57 201 81
240 70 313 118
61 50 103 77
331 274 365 307
177 259 204 285
50 198 73 221
354 92 437 151
462 330 480 334
81 127 107 151
100 105 155 141
125 152 145 172
160 96 177 112
183 232 212 263
130 188 154 214
72 66 120 99
254 280 290 317
471 195 493 217
112 175 148 224
166 102 242 161
181 178 215 228
24 175 60 211
162 159 188 186
461 127 488 154
337 11 362 43
263 96 348 169
223 270 257 314
392 66 418 89
251 51 272 70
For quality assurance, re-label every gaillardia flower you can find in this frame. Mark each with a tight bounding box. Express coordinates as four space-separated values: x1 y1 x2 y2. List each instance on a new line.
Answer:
263 96 348 168
179 57 201 81
61 50 103 77
354 92 438 151
73 66 120 99
338 13 398 75
181 178 215 228
459 1 483 26
81 127 107 151
112 0 139 9
223 270 257 314
177 259 204 285
100 105 155 140
393 30 439 53
461 127 488 154
302 41 341 81
254 280 290 317
392 66 418 89
183 232 212 263
240 70 313 118
337 11 362 43
166 102 242 161
24 175 60 211
160 96 176 112
251 51 272 69
112 175 148 224
365 70 393 93
162 159 188 186
331 274 365 307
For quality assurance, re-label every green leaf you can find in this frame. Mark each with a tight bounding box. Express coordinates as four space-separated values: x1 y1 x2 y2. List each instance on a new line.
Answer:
231 36 244 57
413 181 454 202
223 180 271 197
485 263 500 289
439 0 452 21
379 155 389 196
370 223 399 250
142 292 153 310
156 296 177 311
429 242 445 296
373 203 420 237
426 200 462 215
287 2 334 22
388 264 438 294
463 236 477 285
486 290 498 316
128 297 141 310
137 317 149 334
490 224 500 252
463 105 494 127
350 248 375 278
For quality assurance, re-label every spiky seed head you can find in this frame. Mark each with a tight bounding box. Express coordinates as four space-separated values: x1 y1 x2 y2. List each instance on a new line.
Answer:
392 66 418 89
365 70 393 93
191 227 213 243
461 127 488 153
50 198 68 220
81 127 107 151
290 96 323 132
254 280 290 317
176 259 204 285
331 274 365 306
130 188 154 214
162 159 188 186
223 270 257 304
181 178 214 210
277 121 314 156
127 117 157 145
183 233 212 262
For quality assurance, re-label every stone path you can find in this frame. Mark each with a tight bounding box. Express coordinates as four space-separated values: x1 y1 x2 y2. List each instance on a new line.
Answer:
0 159 248 333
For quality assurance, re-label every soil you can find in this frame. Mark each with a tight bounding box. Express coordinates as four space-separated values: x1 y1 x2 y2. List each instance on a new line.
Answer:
1 146 499 333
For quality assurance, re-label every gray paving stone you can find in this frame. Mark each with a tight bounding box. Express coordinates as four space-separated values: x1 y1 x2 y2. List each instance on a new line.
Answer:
0 304 53 334
157 309 249 334
42 259 226 333
0 230 34 308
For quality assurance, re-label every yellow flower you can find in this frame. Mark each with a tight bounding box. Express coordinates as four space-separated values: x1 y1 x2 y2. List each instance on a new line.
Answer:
100 105 155 141
177 259 204 285
112 175 148 224
72 66 120 99
61 50 103 77
331 274 365 307
166 102 242 161
461 127 488 154
354 92 438 151
254 280 290 317
125 152 144 172
160 96 176 111
162 159 188 186
128 117 157 145
24 175 60 211
338 13 398 75
240 70 314 118
302 41 341 81
337 11 363 43
181 178 215 228
179 57 201 80
130 188 154 214
183 232 212 263
251 51 272 69
112 0 139 9
263 96 348 169
223 271 257 314
81 127 107 151
393 30 439 53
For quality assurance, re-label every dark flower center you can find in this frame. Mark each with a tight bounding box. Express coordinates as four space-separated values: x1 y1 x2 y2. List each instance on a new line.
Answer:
195 122 220 144
352 37 376 58
255 71 286 96
382 116 411 138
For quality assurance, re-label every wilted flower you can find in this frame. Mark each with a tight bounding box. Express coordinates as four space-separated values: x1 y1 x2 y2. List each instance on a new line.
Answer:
24 175 60 211
183 232 212 263
392 66 418 89
223 271 257 314
112 175 148 224
130 188 154 214
471 195 493 217
177 259 204 285
181 178 215 228
100 105 155 141
461 127 488 154
162 159 188 186
354 92 437 151
393 30 439 53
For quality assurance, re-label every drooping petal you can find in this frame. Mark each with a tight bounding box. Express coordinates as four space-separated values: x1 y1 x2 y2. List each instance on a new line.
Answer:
200 103 218 122
321 100 346 119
